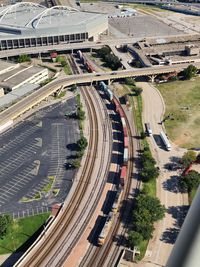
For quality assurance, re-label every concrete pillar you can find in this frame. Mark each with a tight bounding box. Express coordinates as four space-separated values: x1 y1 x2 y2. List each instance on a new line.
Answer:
108 79 111 85
149 75 156 83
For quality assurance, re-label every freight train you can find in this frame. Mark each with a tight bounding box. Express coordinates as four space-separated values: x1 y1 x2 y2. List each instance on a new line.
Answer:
77 50 95 73
97 89 129 246
99 81 113 101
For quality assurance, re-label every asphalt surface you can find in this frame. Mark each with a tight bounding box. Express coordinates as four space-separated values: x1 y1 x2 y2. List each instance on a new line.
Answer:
0 97 79 218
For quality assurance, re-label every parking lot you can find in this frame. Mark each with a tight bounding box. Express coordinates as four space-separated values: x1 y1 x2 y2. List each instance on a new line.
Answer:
109 15 183 38
0 97 79 218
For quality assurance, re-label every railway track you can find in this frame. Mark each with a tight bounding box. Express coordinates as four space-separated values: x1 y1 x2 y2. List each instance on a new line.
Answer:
16 69 99 267
79 99 138 267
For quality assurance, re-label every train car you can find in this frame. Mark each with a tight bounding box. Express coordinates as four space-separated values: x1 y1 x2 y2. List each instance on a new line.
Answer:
123 148 128 165
160 131 171 151
77 50 83 59
120 166 127 186
85 61 95 73
124 136 128 148
98 212 113 246
113 98 120 112
118 108 125 119
121 117 126 128
99 81 107 92
106 88 113 101
123 127 128 138
112 187 122 213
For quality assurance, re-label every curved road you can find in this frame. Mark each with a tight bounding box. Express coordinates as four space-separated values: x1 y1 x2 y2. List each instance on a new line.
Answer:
139 82 188 267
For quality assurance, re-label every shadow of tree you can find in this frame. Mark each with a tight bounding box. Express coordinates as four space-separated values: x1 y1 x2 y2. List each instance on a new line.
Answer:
162 176 184 193
167 205 189 228
160 227 179 244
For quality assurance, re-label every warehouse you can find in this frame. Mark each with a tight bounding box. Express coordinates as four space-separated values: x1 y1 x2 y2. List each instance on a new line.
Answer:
0 2 108 51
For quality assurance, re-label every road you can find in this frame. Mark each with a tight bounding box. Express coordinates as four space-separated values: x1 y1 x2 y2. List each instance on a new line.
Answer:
138 82 188 267
1 62 200 130
0 32 190 59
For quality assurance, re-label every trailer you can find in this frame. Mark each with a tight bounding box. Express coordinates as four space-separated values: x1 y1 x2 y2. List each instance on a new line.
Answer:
106 88 113 101
160 131 171 151
121 117 126 128
123 148 128 164
145 123 152 136
120 166 127 186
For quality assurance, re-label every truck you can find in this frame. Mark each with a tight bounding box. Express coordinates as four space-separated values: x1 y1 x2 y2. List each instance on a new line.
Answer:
160 131 171 151
145 123 152 136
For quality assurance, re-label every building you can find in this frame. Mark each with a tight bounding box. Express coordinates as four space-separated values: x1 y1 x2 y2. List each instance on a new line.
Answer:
0 2 108 51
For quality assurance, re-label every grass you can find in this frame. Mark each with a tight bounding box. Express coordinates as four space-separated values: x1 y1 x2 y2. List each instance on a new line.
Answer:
42 176 55 194
64 64 72 75
0 213 50 254
123 82 157 260
156 77 200 148
55 91 66 99
188 187 197 205
126 3 166 13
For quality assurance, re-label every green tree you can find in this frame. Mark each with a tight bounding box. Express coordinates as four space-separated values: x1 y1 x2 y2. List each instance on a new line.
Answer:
60 60 67 67
132 87 143 96
182 65 197 80
135 221 154 240
0 214 12 238
180 170 200 192
128 231 143 248
77 136 88 151
104 53 121 70
125 77 135 86
71 159 81 169
181 150 196 169
97 46 111 59
136 195 166 222
77 109 85 120
18 54 31 63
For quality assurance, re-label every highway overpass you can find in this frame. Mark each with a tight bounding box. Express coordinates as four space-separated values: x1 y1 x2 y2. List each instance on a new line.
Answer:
1 62 200 131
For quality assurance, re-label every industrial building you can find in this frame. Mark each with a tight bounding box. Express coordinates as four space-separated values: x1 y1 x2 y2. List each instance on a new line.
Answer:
0 2 108 51
0 60 49 110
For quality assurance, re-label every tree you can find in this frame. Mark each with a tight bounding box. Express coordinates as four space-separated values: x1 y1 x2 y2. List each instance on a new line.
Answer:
182 65 197 80
125 77 135 86
18 54 31 63
180 170 200 192
97 46 111 59
104 53 121 70
77 136 88 151
181 150 196 169
132 87 143 96
136 195 166 223
128 231 143 248
196 153 200 163
71 159 81 169
0 214 12 238
77 109 85 120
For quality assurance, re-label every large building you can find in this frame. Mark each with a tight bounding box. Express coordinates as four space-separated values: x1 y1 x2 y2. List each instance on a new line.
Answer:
0 2 108 51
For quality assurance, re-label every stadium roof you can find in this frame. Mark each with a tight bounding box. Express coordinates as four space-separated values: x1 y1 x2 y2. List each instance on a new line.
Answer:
0 2 107 39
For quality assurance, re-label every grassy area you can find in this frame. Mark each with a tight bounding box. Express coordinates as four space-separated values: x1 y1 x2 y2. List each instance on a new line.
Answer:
124 82 157 259
156 77 200 148
127 3 166 14
64 64 72 75
55 91 66 99
0 213 50 254
42 176 55 193
188 187 197 205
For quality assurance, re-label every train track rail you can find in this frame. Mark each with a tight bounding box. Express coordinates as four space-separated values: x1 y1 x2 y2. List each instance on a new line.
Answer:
16 76 99 267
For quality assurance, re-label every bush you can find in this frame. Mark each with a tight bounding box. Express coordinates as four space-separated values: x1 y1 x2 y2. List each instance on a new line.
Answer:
182 65 197 80
77 136 88 151
180 170 200 192
0 214 12 238
181 150 196 169
18 54 31 63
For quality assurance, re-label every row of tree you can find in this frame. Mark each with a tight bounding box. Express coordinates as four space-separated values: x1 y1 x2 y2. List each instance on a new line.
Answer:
141 147 160 182
125 78 143 96
180 150 200 193
96 46 122 70
128 194 165 247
